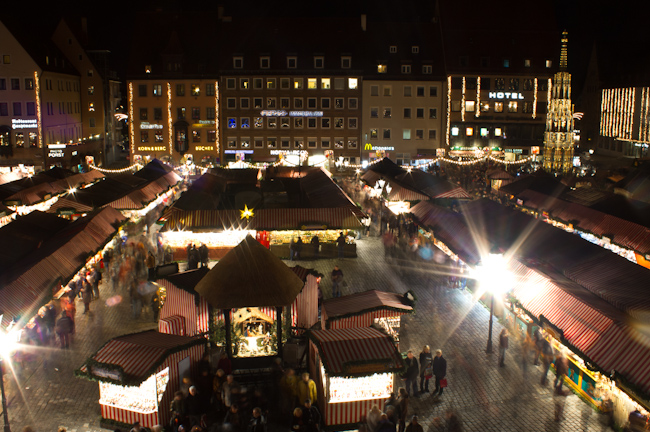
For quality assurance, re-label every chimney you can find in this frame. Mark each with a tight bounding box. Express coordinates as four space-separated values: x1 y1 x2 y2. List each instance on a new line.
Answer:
361 14 367 31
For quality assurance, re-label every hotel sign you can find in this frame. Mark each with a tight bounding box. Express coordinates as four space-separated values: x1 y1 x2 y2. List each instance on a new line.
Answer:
488 92 524 100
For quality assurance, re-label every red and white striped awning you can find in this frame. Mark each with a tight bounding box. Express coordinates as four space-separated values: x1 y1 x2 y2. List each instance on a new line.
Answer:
80 330 206 385
323 290 412 328
161 208 363 231
158 315 186 336
309 327 404 376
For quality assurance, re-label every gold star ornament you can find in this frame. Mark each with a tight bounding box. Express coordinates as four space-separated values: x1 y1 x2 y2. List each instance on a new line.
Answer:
240 205 255 220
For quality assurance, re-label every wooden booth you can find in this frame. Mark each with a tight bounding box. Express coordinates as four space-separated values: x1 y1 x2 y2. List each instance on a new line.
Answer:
76 330 207 429
193 235 319 366
308 327 404 430
321 290 414 347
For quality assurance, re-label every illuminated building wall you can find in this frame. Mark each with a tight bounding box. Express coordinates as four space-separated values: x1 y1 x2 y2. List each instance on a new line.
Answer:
598 86 649 157
128 79 220 166
543 32 575 173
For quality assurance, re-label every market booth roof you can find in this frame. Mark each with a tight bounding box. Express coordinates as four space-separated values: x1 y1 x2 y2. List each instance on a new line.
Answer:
195 235 305 309
322 290 413 321
77 330 206 386
309 327 404 377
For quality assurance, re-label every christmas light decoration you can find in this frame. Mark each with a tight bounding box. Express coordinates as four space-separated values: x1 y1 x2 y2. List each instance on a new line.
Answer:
461 76 466 122
446 76 452 147
34 71 43 148
89 163 142 173
128 82 135 162
532 78 538 119
240 204 254 220
215 81 220 156
475 77 481 118
167 82 172 155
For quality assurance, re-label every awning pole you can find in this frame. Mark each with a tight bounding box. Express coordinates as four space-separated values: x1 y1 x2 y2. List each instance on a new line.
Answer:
277 306 283 360
224 308 233 358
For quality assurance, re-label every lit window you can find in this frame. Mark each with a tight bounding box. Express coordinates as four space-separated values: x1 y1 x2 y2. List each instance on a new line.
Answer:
228 118 237 128
192 130 201 142
481 102 490 112
403 129 411 140
321 78 331 89
524 59 531 67
546 60 552 68
348 78 358 89
370 128 378 138
508 101 518 113
241 79 250 89
451 127 459 136
503 59 510 68
88 86 94 95
465 101 475 112
191 85 200 96
88 102 95 112
308 78 317 89
144 65 151 74
494 102 503 113
377 64 387 73
494 128 502 136
480 128 489 137
466 127 473 136
266 79 276 89
294 78 303 89
383 108 391 118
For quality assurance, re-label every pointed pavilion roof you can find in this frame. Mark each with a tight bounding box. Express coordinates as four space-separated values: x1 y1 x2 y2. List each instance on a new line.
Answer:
194 235 304 309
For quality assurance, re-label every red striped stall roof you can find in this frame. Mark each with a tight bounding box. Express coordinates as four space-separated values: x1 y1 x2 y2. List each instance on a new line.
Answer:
81 330 206 385
309 327 404 376
323 290 412 321
161 208 362 232
158 315 186 336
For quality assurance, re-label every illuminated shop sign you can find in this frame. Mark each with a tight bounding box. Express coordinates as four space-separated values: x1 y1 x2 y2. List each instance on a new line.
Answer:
48 144 67 149
488 92 524 100
137 146 167 151
224 150 254 154
260 110 324 117
48 150 64 158
12 119 38 129
194 146 214 151
140 122 163 130
505 148 523 154
270 150 308 155
364 143 395 151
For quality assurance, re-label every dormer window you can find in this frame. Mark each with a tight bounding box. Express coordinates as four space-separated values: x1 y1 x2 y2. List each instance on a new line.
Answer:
377 64 387 73
260 56 270 69
233 57 243 69
341 56 351 69
144 66 151 74
287 56 297 69
389 46 397 53
412 46 419 54
314 56 324 69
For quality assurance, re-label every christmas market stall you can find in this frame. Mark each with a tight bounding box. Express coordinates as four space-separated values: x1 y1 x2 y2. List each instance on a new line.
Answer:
321 290 414 347
76 330 207 429
307 327 404 430
194 235 318 365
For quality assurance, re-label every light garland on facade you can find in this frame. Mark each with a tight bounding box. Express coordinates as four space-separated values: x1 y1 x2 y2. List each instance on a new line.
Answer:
546 78 552 116
128 82 135 163
475 77 481 118
532 78 538 119
167 82 173 156
89 163 142 173
34 71 43 149
215 81 220 157
446 76 452 147
461 76 466 122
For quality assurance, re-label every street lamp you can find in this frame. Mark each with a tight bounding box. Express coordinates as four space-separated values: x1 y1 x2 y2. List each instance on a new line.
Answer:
472 253 512 354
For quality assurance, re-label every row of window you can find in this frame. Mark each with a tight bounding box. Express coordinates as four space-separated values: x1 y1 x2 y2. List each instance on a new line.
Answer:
369 85 438 97
226 96 358 110
0 131 38 148
42 101 82 116
369 128 437 140
0 78 35 91
369 107 437 119
226 136 359 150
232 56 352 70
227 117 358 130
138 83 216 98
141 130 217 143
225 77 359 91
450 77 549 92
451 100 545 114
140 107 216 121
458 57 553 69
0 102 36 116
450 126 505 137
376 64 434 75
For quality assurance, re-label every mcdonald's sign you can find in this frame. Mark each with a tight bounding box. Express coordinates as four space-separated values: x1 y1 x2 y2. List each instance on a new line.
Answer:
364 143 373 150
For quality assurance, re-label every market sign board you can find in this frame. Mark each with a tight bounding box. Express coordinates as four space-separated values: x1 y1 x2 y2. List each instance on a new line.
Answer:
344 361 394 375
91 365 123 382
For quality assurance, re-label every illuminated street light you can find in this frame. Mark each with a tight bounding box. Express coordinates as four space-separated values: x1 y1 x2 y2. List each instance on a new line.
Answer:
473 253 513 354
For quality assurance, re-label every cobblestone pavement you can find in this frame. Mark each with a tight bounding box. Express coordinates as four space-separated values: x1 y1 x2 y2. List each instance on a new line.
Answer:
5 236 614 431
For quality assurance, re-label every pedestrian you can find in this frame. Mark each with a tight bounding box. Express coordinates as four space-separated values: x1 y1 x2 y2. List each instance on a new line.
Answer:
130 421 143 432
432 349 447 397
366 405 382 432
295 237 304 260
147 251 156 280
336 232 346 258
331 266 344 298
310 235 320 260
151 291 160 322
522 333 533 375
396 388 409 432
291 407 306 432
170 390 187 431
540 340 554 386
81 281 92 314
404 416 423 432
554 351 569 394
223 404 243 432
418 345 433 394
280 368 298 416
247 407 267 432
444 408 463 432
186 386 203 427
403 350 418 397
297 372 318 404
533 329 543 366
376 414 396 432
498 328 509 367
289 238 297 261
55 310 73 349
302 398 321 432
222 374 238 410
199 243 209 268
